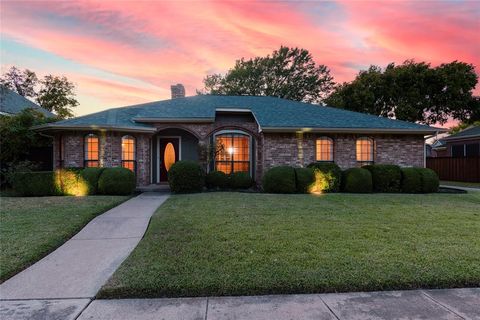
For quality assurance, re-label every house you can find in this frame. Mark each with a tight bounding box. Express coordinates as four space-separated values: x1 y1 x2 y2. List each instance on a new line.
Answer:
0 85 55 117
34 94 443 187
431 126 480 158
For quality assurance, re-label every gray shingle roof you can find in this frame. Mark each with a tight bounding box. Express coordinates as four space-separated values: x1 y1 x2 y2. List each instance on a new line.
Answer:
444 125 480 140
0 86 55 117
36 95 441 133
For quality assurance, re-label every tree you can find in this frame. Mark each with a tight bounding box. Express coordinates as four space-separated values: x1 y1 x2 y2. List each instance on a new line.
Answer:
325 60 479 125
199 46 335 103
0 66 78 119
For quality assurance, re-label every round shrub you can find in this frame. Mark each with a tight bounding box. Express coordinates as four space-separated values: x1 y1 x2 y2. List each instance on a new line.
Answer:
295 167 315 193
229 172 253 189
168 161 205 193
98 167 136 195
206 171 229 190
364 164 402 193
307 162 342 192
262 166 296 193
417 168 439 193
55 168 89 196
81 167 105 195
401 167 422 193
341 168 372 193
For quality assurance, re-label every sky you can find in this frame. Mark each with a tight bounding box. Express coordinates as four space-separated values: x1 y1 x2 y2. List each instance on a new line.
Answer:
1 0 479 124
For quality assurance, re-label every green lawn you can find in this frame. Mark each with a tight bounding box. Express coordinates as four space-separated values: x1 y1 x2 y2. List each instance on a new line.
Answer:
441 181 480 189
0 195 130 282
99 192 480 298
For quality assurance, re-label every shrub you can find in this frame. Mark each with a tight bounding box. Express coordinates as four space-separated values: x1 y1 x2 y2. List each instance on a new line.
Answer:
206 171 229 190
401 167 422 193
12 171 60 196
55 168 89 196
98 167 136 195
262 166 296 193
81 167 105 195
307 162 342 192
294 167 315 193
417 168 439 193
341 168 372 193
229 172 253 189
364 164 402 193
168 161 205 193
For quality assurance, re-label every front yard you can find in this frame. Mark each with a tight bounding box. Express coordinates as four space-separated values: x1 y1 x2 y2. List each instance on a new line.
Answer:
100 192 480 298
0 195 130 282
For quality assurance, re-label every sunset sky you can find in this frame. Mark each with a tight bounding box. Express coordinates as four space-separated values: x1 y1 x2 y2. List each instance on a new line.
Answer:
1 0 479 119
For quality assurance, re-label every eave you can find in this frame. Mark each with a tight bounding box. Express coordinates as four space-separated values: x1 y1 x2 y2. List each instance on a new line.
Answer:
32 123 157 133
261 127 447 135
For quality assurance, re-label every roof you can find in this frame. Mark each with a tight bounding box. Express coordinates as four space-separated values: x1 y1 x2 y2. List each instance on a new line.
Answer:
35 95 443 134
0 85 55 117
443 125 480 141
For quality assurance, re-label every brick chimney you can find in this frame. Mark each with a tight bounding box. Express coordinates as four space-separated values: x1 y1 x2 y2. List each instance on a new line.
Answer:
171 83 185 99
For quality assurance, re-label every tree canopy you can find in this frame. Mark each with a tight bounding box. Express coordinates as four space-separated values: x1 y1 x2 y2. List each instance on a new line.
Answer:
199 46 335 103
1 66 78 119
325 60 479 125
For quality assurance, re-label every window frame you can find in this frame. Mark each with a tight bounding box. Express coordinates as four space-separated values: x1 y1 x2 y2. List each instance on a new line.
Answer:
84 133 100 167
356 136 375 166
213 130 252 176
315 136 334 162
121 135 136 172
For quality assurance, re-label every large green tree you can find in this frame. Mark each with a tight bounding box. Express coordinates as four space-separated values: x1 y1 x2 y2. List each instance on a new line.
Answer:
200 46 335 103
325 60 479 125
1 66 78 119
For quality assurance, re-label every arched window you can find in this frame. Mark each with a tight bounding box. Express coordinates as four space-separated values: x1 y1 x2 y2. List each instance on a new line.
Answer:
356 137 374 166
215 131 251 174
122 135 136 172
84 134 99 167
316 137 333 161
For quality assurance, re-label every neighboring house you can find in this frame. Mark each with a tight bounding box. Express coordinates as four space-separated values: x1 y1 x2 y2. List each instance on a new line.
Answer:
0 85 55 117
431 126 480 158
34 94 443 187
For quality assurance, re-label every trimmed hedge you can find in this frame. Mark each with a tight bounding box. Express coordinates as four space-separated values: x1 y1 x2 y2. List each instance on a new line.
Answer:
262 166 296 193
55 168 89 196
417 168 439 193
168 161 205 193
81 167 105 195
364 164 402 193
295 167 315 193
341 168 372 193
12 171 60 196
307 162 342 192
206 171 229 190
229 172 253 189
98 167 136 195
401 167 422 193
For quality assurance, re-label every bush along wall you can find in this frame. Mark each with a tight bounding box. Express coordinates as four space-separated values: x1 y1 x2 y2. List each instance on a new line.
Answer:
294 167 315 193
307 162 342 192
229 172 253 189
364 164 402 193
12 171 61 196
55 168 89 196
168 161 205 193
341 168 373 193
98 167 136 195
400 167 422 193
206 171 229 190
81 167 105 195
262 166 296 193
417 167 440 193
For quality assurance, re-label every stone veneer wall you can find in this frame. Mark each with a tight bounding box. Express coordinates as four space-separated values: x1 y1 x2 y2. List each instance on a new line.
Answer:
262 133 425 170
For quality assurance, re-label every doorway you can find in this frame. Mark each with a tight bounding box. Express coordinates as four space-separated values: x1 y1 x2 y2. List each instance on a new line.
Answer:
158 137 180 182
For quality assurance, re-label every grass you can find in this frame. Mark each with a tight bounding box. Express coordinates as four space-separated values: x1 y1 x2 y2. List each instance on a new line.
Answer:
0 195 130 282
99 192 480 298
441 181 480 189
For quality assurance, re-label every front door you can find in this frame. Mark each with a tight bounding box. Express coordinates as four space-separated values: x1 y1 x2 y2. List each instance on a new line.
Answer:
159 137 180 182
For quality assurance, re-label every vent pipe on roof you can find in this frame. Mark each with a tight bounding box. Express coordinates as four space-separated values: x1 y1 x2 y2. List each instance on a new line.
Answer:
171 84 185 99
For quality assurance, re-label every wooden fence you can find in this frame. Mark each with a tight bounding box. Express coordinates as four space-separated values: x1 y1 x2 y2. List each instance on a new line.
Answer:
426 157 480 182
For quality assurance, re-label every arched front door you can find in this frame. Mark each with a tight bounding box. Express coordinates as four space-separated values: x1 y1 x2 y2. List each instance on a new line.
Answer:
158 137 180 182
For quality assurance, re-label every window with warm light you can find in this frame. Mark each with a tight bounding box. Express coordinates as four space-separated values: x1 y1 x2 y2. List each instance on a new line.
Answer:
215 133 250 174
84 134 99 167
122 135 136 172
316 137 333 161
356 137 374 166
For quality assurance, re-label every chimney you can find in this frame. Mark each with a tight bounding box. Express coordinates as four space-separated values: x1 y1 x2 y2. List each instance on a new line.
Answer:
171 83 185 99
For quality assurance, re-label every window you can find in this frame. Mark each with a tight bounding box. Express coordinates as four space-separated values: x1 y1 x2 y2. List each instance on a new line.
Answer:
122 135 136 172
316 137 333 161
451 145 464 157
84 134 99 167
466 143 479 157
215 132 250 174
356 137 374 166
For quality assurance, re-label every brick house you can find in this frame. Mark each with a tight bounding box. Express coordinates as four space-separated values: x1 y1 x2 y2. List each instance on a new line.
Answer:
34 95 442 187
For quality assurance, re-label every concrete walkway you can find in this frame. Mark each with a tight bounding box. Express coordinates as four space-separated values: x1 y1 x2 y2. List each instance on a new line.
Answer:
0 192 168 318
440 185 480 192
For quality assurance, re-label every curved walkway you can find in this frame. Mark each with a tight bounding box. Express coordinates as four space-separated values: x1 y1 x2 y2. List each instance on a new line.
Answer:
0 192 169 319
